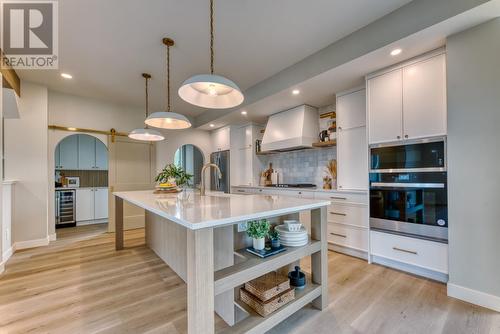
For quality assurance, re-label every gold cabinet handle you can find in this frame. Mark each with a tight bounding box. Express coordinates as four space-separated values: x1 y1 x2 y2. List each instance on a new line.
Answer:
330 212 346 216
392 247 417 255
330 232 347 238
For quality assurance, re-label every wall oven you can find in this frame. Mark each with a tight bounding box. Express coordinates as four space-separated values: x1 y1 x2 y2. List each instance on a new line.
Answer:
369 138 448 243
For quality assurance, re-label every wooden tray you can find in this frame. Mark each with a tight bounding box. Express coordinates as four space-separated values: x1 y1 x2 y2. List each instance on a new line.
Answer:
240 287 295 317
153 188 182 194
244 271 290 302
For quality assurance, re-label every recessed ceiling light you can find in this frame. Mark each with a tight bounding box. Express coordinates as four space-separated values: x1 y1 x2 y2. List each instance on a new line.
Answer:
209 124 215 128
292 89 300 95
241 111 247 115
61 73 73 79
390 48 402 56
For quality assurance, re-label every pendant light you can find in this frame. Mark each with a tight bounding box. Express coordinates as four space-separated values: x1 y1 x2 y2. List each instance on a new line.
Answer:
178 0 244 109
145 38 192 129
129 73 165 142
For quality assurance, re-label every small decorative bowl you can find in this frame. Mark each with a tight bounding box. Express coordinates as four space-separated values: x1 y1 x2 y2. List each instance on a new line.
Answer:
283 220 303 232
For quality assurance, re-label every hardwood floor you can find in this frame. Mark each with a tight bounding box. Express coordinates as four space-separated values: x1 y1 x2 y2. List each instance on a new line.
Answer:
0 225 498 334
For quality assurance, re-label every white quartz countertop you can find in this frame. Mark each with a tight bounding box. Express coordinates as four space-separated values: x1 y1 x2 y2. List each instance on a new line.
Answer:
113 189 330 230
232 184 367 194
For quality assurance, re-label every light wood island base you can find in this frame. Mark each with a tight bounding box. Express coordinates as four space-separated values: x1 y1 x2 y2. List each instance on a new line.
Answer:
113 190 330 334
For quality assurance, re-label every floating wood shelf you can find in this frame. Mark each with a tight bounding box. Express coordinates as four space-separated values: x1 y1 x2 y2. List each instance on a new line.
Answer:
312 140 337 148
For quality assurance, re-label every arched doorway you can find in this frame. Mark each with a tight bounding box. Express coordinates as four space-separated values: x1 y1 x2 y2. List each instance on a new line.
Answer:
54 133 109 229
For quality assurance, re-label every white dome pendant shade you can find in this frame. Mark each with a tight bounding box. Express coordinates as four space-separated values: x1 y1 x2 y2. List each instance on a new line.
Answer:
145 38 192 130
145 111 191 129
179 74 244 109
128 128 165 141
128 73 165 142
179 0 244 109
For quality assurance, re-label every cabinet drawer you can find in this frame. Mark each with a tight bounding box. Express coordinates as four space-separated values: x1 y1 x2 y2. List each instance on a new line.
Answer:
314 191 368 205
327 223 368 251
327 203 368 227
370 231 448 273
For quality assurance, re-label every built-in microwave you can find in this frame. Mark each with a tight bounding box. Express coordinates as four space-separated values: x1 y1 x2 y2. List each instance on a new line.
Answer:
370 137 446 173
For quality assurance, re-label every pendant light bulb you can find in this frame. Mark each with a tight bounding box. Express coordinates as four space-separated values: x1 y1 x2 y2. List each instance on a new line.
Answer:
178 0 244 109
145 38 192 130
129 73 165 142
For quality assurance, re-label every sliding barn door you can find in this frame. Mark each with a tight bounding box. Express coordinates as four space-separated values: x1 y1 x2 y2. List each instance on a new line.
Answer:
108 136 156 232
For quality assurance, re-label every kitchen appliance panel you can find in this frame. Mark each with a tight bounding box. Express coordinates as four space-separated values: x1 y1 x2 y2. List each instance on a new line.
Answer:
56 190 76 228
210 150 230 193
370 138 446 172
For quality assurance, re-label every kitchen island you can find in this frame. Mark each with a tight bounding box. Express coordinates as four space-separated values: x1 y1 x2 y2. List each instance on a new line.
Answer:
113 189 330 334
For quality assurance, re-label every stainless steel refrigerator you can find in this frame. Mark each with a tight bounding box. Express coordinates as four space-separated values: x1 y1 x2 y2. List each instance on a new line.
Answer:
210 150 230 193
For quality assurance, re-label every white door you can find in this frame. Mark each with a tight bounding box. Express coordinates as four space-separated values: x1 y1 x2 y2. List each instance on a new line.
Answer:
337 126 368 191
108 136 156 232
76 188 94 221
367 69 403 144
59 135 79 169
94 188 109 220
337 89 366 130
78 135 95 170
95 139 108 170
403 54 447 139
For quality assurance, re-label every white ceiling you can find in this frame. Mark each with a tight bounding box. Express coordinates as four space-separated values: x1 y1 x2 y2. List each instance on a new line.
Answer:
201 0 500 129
17 0 413 117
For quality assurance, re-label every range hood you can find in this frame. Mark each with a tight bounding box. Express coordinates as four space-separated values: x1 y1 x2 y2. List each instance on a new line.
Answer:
261 105 319 152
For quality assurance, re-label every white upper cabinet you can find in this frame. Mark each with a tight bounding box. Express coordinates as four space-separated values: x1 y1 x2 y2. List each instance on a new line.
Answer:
78 135 96 170
211 127 230 152
58 135 79 170
337 88 366 130
403 55 447 140
367 69 403 144
336 88 368 191
367 51 447 145
95 140 108 170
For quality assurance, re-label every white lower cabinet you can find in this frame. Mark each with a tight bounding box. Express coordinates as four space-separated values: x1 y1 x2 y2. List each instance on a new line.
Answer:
327 222 368 252
370 230 448 281
76 188 108 222
76 189 94 222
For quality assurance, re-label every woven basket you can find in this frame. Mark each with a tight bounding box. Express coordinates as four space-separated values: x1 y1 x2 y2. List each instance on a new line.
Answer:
244 272 290 302
240 287 295 317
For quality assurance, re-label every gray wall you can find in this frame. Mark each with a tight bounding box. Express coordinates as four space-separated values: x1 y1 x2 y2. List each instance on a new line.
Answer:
447 18 500 298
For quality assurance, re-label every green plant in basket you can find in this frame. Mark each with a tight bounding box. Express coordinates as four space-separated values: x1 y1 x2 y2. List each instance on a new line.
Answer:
155 164 193 187
246 219 270 239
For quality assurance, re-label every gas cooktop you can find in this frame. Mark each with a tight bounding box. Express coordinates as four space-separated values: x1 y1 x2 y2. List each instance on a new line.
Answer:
266 183 317 189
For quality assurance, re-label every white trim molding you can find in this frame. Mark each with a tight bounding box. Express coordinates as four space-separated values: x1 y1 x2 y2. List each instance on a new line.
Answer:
49 233 57 242
448 283 500 312
14 236 50 250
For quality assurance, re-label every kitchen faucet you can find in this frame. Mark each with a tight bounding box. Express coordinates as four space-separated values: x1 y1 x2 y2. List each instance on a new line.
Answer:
200 163 222 196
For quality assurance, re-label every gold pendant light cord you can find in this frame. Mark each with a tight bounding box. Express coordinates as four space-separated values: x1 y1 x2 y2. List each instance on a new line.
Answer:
167 43 171 112
210 0 214 75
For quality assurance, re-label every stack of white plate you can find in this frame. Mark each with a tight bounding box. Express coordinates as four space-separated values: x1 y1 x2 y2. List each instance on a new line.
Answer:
276 225 308 247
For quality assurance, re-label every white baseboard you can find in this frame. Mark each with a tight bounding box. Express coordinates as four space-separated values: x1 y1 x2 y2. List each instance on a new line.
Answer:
49 233 57 242
329 243 368 260
2 247 13 262
76 219 108 227
0 263 4 274
448 283 500 312
14 236 50 250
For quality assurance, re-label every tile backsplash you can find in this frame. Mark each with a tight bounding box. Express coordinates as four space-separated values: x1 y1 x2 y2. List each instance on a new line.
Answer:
258 147 337 186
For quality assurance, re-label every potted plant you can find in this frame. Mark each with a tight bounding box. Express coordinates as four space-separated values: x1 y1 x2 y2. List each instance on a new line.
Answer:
247 219 270 250
268 227 280 248
155 164 193 188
